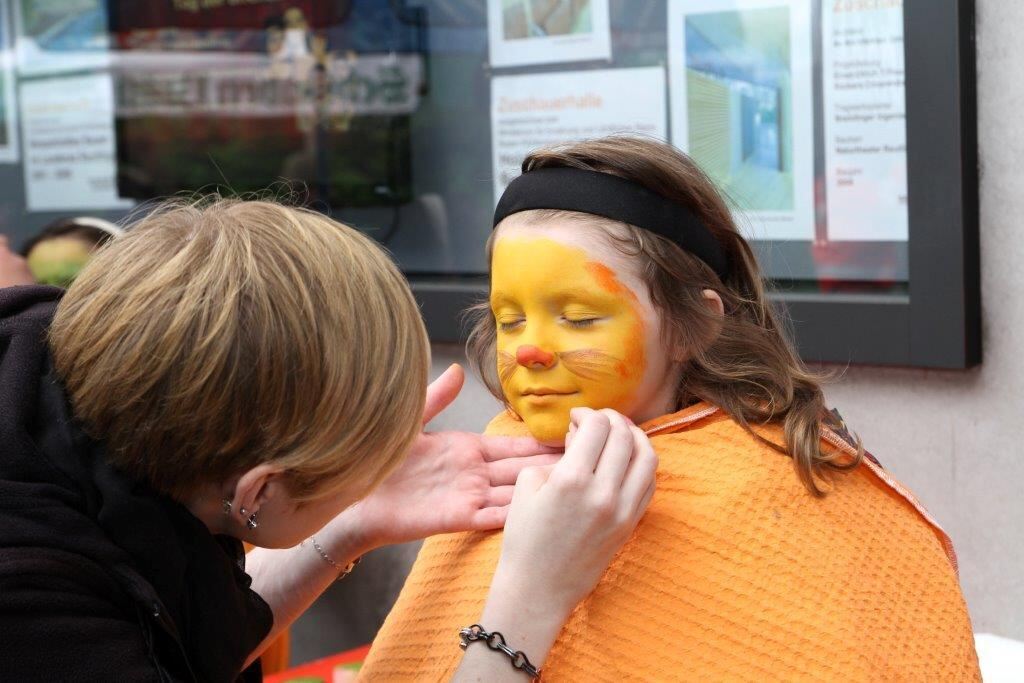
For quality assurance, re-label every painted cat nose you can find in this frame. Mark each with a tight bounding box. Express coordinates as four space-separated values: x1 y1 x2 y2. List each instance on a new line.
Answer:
516 345 556 369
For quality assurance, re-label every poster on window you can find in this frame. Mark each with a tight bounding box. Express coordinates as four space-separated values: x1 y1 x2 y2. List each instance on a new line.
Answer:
822 0 907 242
488 0 611 69
668 0 814 241
491 66 667 202
12 0 113 76
20 73 132 211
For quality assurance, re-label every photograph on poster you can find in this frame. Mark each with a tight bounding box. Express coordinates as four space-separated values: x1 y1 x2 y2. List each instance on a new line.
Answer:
20 72 132 212
490 66 666 201
0 0 19 163
822 0 907 242
108 2 421 209
12 0 112 76
488 0 611 69
668 0 813 241
502 0 591 39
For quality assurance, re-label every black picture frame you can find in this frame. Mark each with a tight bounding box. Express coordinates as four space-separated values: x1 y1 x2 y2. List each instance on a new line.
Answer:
411 0 980 370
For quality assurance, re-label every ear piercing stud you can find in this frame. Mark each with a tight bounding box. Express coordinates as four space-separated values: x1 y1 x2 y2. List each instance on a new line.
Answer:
220 499 259 530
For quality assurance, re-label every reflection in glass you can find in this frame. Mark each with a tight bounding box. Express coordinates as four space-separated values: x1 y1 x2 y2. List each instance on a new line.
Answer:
0 1 913 292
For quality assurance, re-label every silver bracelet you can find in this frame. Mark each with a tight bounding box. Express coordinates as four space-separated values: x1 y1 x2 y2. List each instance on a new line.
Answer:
302 535 361 581
459 624 541 680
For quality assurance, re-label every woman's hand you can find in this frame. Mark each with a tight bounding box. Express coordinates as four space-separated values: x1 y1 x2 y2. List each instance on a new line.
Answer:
496 408 656 612
454 408 657 680
331 364 560 554
247 365 559 668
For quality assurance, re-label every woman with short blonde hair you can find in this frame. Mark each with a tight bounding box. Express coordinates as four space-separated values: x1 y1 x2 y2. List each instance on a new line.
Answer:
0 198 656 681
52 199 430 513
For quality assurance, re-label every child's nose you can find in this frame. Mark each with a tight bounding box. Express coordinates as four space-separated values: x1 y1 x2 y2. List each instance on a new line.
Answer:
516 345 557 370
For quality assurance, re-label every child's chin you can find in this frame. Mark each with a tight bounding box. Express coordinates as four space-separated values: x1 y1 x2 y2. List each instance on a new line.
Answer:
535 433 567 448
523 419 569 447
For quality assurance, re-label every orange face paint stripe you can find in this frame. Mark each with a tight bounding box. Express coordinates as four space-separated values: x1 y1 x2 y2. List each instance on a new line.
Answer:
585 261 640 302
582 262 648 380
621 319 647 380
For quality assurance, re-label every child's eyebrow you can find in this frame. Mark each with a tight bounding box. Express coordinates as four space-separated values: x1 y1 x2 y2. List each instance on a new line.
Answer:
489 292 519 308
491 286 624 308
552 286 623 305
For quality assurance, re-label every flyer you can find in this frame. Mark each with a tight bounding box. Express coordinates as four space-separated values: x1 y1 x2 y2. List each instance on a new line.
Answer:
0 0 18 163
491 66 667 201
12 0 113 77
488 0 611 69
822 0 907 242
20 73 132 211
668 0 814 241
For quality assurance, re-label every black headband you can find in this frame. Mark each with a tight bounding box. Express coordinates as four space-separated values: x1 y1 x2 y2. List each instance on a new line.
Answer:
493 167 729 279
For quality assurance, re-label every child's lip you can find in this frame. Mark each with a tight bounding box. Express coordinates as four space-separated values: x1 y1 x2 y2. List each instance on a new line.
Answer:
521 388 577 397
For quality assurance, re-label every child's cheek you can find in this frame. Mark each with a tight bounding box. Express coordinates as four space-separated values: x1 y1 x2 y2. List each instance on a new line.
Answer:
577 316 647 410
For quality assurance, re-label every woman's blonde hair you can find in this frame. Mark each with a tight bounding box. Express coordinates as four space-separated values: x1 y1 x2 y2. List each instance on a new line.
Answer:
50 197 429 503
468 136 860 495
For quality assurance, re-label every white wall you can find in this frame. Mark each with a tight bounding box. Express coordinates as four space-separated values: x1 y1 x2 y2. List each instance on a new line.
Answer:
428 0 1024 640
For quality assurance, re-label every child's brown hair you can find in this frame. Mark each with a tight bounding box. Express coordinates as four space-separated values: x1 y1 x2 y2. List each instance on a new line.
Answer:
468 135 860 495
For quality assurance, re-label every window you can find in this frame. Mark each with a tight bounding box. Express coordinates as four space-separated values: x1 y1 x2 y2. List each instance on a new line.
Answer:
1 0 978 367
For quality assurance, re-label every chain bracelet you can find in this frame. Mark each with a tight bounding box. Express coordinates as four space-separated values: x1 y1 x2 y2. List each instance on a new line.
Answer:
459 624 541 680
301 535 361 581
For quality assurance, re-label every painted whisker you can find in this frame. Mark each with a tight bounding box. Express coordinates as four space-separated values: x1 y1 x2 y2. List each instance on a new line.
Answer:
497 350 518 384
558 348 622 381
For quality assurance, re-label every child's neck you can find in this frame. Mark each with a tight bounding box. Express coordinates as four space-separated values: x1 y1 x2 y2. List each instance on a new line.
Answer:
630 381 683 424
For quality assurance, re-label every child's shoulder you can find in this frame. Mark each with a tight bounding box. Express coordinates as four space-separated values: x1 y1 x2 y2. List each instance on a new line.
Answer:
649 411 800 494
648 409 786 465
649 407 957 568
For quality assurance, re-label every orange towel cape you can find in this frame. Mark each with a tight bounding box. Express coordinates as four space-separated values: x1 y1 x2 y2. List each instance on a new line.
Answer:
362 404 979 681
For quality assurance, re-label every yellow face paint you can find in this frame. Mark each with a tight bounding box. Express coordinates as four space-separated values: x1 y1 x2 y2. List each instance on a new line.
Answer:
26 237 93 287
491 237 647 444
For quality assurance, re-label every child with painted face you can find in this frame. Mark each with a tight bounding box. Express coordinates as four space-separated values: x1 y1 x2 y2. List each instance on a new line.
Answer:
361 137 980 681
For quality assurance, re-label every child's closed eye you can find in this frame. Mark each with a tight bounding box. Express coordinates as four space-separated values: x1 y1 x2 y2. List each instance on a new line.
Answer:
497 317 524 332
563 317 599 329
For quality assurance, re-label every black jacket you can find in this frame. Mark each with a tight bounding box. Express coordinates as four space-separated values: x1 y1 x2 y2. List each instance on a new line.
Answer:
0 286 273 682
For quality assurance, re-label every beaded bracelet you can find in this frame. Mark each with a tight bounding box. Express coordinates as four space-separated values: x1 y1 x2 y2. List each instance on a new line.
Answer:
459 624 541 680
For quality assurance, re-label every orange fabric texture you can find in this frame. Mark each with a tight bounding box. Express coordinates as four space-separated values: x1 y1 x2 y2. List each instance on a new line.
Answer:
361 404 980 681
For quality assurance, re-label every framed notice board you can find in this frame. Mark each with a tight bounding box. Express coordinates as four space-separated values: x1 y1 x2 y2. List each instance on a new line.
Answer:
3 1 975 367
768 0 979 368
407 0 980 369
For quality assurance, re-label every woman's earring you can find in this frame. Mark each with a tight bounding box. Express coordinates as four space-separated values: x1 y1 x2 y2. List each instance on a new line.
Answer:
239 506 259 530
228 504 259 530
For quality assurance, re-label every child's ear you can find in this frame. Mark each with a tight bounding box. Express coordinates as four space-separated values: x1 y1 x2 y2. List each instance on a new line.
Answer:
700 289 725 348
702 289 724 317
670 290 725 363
